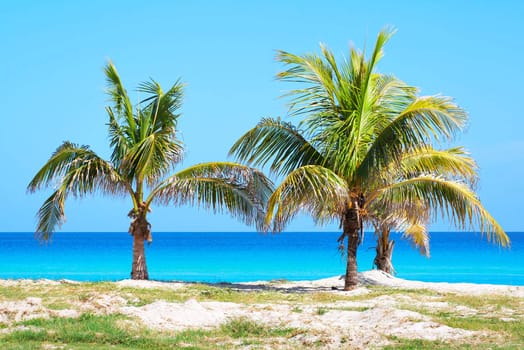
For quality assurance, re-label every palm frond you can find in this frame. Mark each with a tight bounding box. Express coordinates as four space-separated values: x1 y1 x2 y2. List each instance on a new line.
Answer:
403 223 430 257
357 96 468 181
31 146 125 240
117 78 184 184
266 165 349 232
374 175 509 246
358 27 396 117
366 75 417 131
122 131 183 186
107 107 131 171
27 142 125 195
35 190 66 240
104 62 136 138
400 146 478 186
152 162 274 231
276 50 339 120
229 117 324 176
139 79 184 119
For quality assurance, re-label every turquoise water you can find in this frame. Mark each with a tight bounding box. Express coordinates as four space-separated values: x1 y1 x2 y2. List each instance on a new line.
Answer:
0 232 522 285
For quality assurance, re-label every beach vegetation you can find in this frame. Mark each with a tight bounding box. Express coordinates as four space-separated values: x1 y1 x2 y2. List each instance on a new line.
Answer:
1 313 300 350
220 317 295 338
291 305 303 313
27 63 273 280
2 313 175 349
315 307 328 315
230 28 508 289
0 280 521 349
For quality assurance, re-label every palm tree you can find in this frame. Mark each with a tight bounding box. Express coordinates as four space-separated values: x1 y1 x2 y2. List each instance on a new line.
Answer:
230 29 508 290
369 146 482 274
28 62 273 280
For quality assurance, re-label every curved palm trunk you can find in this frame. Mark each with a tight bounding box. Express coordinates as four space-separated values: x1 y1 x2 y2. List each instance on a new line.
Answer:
129 205 151 280
342 206 361 290
374 228 395 274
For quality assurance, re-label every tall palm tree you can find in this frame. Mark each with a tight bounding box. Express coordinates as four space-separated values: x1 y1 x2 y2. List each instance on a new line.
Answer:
28 63 273 280
230 29 508 290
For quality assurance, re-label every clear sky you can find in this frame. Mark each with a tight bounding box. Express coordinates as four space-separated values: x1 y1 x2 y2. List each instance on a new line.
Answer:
1 0 523 233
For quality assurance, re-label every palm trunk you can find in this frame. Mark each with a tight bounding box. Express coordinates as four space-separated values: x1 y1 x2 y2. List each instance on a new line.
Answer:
343 206 361 291
374 227 395 274
129 209 150 280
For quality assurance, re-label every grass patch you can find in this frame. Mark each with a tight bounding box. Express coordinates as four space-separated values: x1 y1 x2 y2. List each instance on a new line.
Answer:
434 313 524 346
443 293 522 312
0 313 222 349
0 313 301 349
0 314 184 349
291 306 303 313
384 338 523 350
384 338 466 349
220 317 297 339
315 307 328 315
7 314 142 345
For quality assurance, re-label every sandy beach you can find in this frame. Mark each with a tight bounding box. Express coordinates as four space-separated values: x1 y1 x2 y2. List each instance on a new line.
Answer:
1 270 522 349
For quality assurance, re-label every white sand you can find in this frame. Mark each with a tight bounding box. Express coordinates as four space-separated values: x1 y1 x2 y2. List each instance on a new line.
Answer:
115 271 522 348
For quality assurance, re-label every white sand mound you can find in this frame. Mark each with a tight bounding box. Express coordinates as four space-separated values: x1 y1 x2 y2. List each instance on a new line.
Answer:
0 298 49 323
119 296 478 349
120 299 243 330
236 270 524 297
357 270 524 297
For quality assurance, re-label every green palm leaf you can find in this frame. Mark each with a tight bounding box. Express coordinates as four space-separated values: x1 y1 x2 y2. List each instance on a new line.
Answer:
266 165 349 232
374 175 509 246
28 142 124 195
229 117 324 176
35 190 66 240
357 96 468 181
399 146 478 185
104 62 136 139
152 162 273 231
28 142 126 239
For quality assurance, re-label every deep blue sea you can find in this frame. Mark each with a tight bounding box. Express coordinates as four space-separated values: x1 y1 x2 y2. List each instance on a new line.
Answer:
0 232 522 285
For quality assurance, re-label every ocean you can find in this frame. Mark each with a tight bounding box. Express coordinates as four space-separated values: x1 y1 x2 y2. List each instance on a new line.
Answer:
0 232 522 285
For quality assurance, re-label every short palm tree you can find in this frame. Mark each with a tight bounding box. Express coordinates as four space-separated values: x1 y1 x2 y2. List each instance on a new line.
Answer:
369 146 492 274
230 29 508 290
28 63 273 280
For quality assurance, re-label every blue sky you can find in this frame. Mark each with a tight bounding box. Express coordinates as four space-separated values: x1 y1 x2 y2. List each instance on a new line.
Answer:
1 0 523 233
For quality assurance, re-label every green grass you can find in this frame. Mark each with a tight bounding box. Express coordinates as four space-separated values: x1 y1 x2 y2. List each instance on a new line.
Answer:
443 293 523 313
291 306 303 313
387 293 524 349
220 317 296 338
433 314 524 347
0 314 180 349
0 314 301 350
315 307 328 315
384 338 524 350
